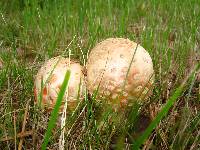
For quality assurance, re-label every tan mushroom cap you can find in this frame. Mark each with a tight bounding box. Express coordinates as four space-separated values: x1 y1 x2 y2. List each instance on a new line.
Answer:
86 38 154 108
34 56 85 111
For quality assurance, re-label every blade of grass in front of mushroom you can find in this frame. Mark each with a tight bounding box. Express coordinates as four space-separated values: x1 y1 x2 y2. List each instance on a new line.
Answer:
131 63 200 149
37 56 64 108
91 49 110 101
132 72 155 104
121 42 155 103
90 50 117 129
33 57 67 148
120 43 139 99
56 78 86 137
58 42 73 149
113 43 142 142
41 70 71 150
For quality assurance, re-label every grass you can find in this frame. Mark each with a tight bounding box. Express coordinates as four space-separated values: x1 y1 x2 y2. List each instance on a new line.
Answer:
0 0 200 149
42 70 71 149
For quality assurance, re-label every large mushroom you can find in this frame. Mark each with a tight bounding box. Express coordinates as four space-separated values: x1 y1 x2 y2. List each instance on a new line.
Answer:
34 56 85 111
86 38 154 109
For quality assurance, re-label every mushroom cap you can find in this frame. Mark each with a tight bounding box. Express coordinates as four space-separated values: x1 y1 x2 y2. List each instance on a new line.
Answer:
86 38 154 107
34 56 85 111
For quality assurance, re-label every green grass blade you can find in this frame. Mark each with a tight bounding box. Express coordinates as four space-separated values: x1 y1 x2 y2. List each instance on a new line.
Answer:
41 70 71 150
132 87 183 149
132 63 200 149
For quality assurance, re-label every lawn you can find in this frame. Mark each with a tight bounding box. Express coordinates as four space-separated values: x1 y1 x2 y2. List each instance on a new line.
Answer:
0 0 200 149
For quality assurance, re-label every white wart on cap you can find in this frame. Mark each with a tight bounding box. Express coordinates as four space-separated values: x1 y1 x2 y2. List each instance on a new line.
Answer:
34 56 85 111
86 38 154 108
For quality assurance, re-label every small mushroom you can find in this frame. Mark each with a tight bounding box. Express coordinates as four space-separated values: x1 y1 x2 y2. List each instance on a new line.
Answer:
34 56 85 111
86 38 154 109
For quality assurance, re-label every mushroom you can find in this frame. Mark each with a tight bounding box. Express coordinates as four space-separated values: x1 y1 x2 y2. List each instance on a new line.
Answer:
86 38 154 109
34 56 85 111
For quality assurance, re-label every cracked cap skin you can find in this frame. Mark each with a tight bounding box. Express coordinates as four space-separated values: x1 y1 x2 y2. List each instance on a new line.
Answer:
86 38 154 110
